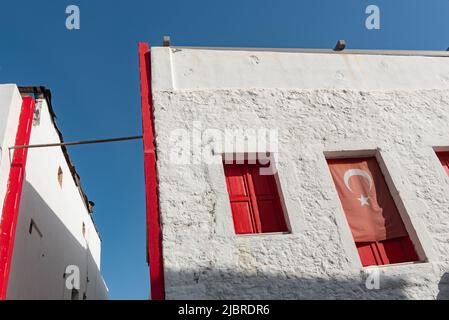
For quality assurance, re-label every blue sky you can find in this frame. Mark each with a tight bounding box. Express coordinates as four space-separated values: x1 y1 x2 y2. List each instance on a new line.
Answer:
0 0 448 300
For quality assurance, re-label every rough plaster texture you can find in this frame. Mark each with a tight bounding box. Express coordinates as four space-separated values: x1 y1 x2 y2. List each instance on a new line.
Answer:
151 48 449 299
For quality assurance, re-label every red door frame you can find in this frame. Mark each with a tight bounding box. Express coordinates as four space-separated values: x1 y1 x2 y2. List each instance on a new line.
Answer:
138 42 165 300
0 96 36 299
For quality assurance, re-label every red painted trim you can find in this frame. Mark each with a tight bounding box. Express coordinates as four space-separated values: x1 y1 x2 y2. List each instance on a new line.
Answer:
138 42 165 300
0 96 35 299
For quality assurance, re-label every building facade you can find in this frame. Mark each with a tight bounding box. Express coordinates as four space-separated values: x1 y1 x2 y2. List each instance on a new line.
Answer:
139 44 449 300
0 84 107 300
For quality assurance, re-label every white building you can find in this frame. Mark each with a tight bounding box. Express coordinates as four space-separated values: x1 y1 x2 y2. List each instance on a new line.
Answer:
139 44 449 299
0 84 108 300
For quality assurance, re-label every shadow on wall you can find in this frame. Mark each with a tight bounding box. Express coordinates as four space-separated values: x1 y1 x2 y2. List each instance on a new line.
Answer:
437 273 449 300
164 268 406 300
6 181 107 300
164 267 449 300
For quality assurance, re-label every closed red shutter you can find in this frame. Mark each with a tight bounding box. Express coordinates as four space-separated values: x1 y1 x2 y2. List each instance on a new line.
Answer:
224 165 256 234
327 157 419 267
224 161 288 235
356 236 419 267
437 152 449 177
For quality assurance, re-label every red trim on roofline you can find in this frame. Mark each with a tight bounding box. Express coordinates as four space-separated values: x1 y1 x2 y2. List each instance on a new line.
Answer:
138 42 165 300
0 96 36 299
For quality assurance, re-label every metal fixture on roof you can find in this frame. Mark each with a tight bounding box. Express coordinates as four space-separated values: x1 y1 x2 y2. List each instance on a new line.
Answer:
163 35 171 47
334 40 346 51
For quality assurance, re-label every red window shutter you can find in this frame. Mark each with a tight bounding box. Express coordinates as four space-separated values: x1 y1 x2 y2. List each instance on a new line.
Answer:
224 165 256 234
437 152 449 177
224 161 288 235
328 157 419 267
356 237 419 267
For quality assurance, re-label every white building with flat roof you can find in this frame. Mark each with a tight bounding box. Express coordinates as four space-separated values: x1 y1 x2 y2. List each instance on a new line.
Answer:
0 84 107 300
139 44 449 299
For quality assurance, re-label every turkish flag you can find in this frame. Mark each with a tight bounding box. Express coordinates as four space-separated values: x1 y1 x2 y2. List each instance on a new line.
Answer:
328 157 408 242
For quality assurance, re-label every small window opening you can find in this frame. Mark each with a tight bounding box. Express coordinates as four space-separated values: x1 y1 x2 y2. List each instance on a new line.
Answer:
223 157 288 235
327 156 419 267
57 167 63 187
29 219 43 238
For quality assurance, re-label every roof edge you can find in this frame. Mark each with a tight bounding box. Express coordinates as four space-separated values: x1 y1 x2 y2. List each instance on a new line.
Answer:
165 46 449 57
17 86 101 240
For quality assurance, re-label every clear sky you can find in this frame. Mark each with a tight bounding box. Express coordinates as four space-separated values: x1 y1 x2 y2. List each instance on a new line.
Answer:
0 0 448 300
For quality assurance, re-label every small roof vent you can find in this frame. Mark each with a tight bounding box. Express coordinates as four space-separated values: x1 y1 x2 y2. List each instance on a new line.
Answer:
334 40 346 51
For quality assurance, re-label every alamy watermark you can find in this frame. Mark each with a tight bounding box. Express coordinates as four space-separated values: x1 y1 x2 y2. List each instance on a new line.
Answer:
169 122 279 174
65 265 80 290
365 268 380 290
66 5 80 30
365 5 380 30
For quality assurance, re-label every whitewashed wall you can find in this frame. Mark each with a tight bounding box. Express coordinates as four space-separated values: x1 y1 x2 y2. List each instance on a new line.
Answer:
0 85 22 223
0 84 107 300
151 48 449 299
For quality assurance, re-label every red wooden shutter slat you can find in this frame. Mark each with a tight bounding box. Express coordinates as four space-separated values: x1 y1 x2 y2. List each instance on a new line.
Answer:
371 243 385 266
230 202 255 234
245 169 263 232
375 241 390 265
225 166 249 197
356 243 378 267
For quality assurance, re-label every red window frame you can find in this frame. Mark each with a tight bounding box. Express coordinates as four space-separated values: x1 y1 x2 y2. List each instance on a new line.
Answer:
223 160 288 235
437 151 449 177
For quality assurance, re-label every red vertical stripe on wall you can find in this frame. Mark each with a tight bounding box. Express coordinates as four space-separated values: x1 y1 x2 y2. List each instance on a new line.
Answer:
138 42 165 300
0 96 35 299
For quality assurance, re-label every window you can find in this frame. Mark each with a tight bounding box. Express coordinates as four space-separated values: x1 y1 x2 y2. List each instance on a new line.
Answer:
437 151 449 177
223 160 288 235
57 167 63 187
327 157 419 267
29 219 43 238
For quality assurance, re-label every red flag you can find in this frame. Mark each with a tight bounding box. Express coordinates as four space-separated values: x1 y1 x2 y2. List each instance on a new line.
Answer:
328 157 407 242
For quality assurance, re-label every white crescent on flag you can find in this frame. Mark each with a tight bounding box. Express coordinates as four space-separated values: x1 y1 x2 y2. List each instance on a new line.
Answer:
343 169 373 193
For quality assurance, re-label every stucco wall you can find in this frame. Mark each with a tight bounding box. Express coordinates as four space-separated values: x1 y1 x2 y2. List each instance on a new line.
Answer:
0 85 22 222
151 48 449 299
0 87 108 300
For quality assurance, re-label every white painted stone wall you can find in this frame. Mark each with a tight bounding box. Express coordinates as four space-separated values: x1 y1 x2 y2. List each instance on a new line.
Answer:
0 84 108 300
0 85 22 223
151 48 449 299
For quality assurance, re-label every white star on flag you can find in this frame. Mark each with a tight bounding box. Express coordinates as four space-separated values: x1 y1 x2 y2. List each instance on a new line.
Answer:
358 195 370 206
